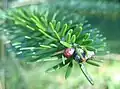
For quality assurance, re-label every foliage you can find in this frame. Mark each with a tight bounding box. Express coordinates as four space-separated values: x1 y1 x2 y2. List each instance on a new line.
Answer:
0 0 107 85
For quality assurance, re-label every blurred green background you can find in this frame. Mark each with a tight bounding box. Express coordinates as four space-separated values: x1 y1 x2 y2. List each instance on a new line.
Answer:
0 0 120 89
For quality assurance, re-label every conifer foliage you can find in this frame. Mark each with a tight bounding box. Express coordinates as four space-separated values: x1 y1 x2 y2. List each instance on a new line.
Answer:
1 0 107 85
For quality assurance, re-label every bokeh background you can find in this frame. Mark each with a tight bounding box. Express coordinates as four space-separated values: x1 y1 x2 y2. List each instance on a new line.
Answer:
0 0 120 89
